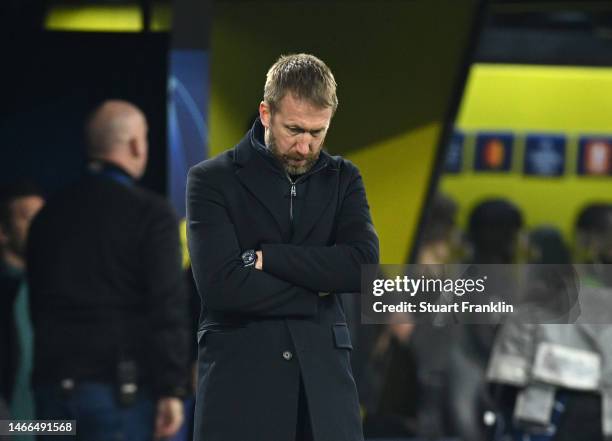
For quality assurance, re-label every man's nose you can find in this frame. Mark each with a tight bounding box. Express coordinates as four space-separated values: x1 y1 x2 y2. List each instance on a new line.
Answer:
295 134 311 155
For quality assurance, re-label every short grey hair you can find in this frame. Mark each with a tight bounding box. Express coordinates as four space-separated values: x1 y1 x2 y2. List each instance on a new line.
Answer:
264 53 338 114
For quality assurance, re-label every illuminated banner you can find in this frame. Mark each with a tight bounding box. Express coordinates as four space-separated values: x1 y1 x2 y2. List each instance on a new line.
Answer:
577 136 612 176
523 134 566 177
168 50 208 217
444 131 464 173
474 132 513 172
167 0 210 217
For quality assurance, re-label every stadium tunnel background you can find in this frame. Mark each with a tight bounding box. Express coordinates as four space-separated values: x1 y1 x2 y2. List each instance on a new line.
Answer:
5 1 610 262
2 1 612 440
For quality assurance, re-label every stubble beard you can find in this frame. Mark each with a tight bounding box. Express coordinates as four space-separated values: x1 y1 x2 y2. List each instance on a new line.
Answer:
267 130 320 176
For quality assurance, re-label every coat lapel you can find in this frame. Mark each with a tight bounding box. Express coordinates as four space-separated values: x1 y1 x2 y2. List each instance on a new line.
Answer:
291 156 339 244
234 137 287 234
233 127 340 243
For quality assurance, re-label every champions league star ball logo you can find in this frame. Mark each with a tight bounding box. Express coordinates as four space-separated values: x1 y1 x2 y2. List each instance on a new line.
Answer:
524 134 566 177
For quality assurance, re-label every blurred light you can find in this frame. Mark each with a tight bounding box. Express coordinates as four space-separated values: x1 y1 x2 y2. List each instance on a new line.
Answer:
45 2 172 32
46 5 142 32
151 2 172 32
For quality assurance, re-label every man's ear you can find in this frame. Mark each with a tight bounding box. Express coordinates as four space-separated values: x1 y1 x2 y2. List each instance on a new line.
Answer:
128 137 141 158
259 101 271 128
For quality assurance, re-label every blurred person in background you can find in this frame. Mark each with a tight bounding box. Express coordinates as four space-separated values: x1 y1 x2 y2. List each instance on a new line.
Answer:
27 100 190 441
167 221 201 441
524 225 577 322
487 203 612 441
358 194 460 439
466 199 525 265
416 193 460 265
410 193 461 439
527 226 570 265
575 204 612 265
447 198 524 441
520 226 577 324
0 181 44 440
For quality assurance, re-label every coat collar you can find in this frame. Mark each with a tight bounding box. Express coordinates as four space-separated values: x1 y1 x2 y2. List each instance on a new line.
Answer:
233 118 338 172
88 160 135 187
233 119 340 242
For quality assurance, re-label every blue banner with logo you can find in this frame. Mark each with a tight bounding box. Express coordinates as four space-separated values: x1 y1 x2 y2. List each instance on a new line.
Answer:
524 134 566 177
445 131 464 173
167 50 208 217
474 132 513 172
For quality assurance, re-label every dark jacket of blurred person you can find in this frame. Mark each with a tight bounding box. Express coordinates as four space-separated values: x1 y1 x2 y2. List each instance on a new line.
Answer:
447 199 523 441
0 264 20 408
26 100 189 441
0 181 44 436
356 194 459 439
187 54 379 441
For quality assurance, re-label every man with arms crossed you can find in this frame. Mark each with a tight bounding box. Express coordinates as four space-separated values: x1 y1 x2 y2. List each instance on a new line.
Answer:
187 54 379 441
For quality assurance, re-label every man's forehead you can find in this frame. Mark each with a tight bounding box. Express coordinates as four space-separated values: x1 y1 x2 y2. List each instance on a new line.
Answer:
275 94 332 128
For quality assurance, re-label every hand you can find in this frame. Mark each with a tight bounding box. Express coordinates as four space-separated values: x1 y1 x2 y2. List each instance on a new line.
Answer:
255 250 263 270
154 397 184 439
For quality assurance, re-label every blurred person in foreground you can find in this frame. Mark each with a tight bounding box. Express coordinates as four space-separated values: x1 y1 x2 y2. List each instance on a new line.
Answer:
27 100 189 441
488 203 612 441
187 53 379 441
0 182 44 440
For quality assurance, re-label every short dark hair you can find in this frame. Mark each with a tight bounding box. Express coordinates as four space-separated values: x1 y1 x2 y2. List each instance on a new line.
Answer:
0 180 43 229
576 204 612 234
468 198 523 259
574 203 612 261
469 199 523 235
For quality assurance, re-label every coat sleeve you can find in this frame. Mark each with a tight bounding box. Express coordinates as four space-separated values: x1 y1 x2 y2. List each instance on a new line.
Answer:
142 200 190 398
261 163 379 293
187 165 318 317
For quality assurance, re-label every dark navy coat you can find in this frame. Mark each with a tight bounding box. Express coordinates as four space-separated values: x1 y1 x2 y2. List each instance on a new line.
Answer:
187 120 379 441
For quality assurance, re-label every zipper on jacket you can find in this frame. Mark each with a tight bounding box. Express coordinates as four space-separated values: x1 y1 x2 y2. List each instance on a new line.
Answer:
289 180 297 222
285 161 327 225
287 174 297 223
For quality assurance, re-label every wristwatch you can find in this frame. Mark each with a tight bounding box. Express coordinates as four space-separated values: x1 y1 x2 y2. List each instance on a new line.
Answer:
241 249 258 268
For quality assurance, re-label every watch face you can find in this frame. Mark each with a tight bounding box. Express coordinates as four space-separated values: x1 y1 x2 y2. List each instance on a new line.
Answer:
242 250 256 266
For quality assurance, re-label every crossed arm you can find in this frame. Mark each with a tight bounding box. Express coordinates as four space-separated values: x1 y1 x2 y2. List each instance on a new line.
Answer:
186 163 379 317
259 166 379 293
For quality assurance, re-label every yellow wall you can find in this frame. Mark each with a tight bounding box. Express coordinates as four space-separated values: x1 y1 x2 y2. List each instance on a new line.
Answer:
210 0 478 264
440 64 612 241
